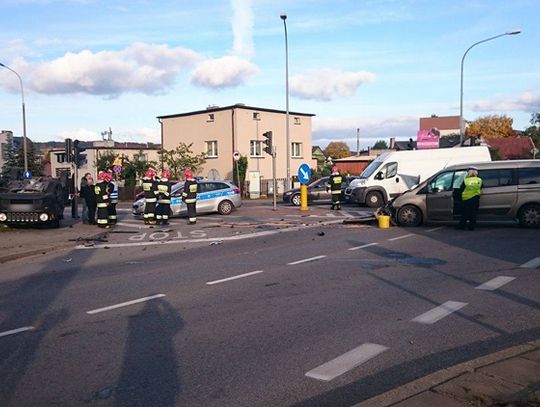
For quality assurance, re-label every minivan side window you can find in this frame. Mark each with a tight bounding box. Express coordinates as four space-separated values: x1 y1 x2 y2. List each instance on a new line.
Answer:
518 167 540 185
429 172 453 192
478 169 515 188
452 171 467 189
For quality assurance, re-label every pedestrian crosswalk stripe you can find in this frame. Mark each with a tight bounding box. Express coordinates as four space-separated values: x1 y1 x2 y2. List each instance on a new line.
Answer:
475 276 515 291
411 301 467 324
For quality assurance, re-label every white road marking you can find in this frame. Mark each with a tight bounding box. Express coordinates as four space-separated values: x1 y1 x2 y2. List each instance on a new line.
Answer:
426 226 445 232
341 211 354 218
206 270 264 285
0 326 35 338
520 257 540 269
288 255 327 265
411 301 467 324
76 219 345 250
348 242 379 251
305 343 389 381
87 294 166 315
388 234 414 241
476 276 516 291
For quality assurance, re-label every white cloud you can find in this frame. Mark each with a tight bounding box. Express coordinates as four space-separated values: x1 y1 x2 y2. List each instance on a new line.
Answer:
231 0 254 59
56 127 160 144
472 91 540 113
57 128 99 142
2 43 200 96
290 69 376 101
190 56 259 88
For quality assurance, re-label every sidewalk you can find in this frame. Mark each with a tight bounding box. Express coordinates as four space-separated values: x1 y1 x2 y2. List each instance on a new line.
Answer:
358 340 540 407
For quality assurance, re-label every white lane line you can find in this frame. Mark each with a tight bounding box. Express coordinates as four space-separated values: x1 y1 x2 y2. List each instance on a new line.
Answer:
0 326 35 338
348 242 379 251
206 270 264 285
388 234 414 242
288 255 327 265
305 343 388 381
520 257 540 269
87 294 166 315
427 226 445 232
476 276 516 291
411 301 468 324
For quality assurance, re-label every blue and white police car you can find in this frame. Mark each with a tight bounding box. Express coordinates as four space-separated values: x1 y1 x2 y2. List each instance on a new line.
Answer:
132 180 242 217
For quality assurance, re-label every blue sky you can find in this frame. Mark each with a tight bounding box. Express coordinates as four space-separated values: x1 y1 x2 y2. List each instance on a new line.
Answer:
0 0 538 150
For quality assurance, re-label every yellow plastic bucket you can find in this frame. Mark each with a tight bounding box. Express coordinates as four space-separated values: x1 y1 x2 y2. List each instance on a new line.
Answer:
378 215 390 229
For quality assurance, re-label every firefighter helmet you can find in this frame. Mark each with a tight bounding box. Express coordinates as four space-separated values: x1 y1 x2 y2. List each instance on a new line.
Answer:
162 169 171 180
184 169 193 179
98 171 108 181
144 168 155 179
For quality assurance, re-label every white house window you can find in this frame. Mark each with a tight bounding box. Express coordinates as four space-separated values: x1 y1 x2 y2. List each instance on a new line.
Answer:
292 142 302 157
253 112 260 121
206 140 218 157
250 140 262 157
207 113 215 122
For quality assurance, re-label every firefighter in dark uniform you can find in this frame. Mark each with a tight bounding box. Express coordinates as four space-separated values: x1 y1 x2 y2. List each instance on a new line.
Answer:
182 169 198 224
457 167 483 230
142 168 157 225
155 169 172 225
327 166 343 210
107 171 119 225
95 171 111 228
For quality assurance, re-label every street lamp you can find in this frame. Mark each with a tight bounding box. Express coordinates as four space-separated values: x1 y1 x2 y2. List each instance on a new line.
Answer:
280 12 291 189
0 62 28 174
459 29 521 145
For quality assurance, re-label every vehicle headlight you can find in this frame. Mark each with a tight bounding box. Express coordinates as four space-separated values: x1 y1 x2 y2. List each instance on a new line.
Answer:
284 191 292 196
39 213 49 222
0 213 6 222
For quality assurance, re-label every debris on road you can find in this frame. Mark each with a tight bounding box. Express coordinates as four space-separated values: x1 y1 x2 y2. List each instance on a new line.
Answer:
210 240 223 246
62 258 73 262
317 231 325 236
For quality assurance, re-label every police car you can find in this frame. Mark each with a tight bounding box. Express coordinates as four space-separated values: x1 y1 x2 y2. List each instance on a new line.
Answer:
132 180 242 217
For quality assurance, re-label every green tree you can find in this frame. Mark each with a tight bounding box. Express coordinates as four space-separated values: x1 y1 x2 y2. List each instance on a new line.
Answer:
121 151 158 186
372 140 388 149
523 112 540 149
95 151 117 172
158 142 206 180
16 140 43 176
324 141 351 159
233 155 248 191
1 133 19 179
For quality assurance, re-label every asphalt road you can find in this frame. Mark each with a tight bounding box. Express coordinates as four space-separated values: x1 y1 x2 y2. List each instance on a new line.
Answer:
1 205 539 406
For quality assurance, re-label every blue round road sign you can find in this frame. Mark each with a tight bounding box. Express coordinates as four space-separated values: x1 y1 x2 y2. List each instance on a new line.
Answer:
297 163 311 185
23 170 32 179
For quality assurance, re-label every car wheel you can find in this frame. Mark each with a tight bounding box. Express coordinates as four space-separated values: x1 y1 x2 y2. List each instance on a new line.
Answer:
366 191 384 208
291 193 301 206
218 200 233 215
397 205 422 227
518 204 540 228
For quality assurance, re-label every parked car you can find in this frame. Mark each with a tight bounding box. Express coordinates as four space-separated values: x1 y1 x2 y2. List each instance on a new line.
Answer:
392 160 540 228
282 176 359 206
132 180 241 217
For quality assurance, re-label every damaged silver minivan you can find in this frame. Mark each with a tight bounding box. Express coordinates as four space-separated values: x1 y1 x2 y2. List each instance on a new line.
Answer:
392 160 540 228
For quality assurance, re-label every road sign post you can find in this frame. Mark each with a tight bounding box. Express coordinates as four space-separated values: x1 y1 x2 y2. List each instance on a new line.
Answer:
297 163 311 211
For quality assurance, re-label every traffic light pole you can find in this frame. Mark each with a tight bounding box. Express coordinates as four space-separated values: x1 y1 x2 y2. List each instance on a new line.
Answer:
272 146 277 211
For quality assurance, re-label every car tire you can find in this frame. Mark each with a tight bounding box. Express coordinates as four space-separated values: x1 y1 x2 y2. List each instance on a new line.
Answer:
218 200 234 215
291 193 301 206
397 205 422 227
366 191 384 208
518 203 540 228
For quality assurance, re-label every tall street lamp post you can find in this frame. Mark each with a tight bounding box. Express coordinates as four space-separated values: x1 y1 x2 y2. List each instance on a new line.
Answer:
280 13 291 189
459 29 521 145
0 62 29 174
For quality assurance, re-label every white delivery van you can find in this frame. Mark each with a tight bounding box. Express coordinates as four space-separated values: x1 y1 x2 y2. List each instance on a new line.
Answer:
344 146 492 207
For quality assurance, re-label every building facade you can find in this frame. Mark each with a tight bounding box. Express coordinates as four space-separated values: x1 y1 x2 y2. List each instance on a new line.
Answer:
419 115 461 136
158 104 316 183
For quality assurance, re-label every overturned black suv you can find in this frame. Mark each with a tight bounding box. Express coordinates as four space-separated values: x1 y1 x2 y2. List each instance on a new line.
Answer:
0 177 66 228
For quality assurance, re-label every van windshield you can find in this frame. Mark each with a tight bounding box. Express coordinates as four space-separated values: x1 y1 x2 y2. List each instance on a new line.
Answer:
360 160 383 178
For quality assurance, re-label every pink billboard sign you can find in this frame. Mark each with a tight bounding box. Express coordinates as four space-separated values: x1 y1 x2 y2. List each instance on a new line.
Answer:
416 128 440 149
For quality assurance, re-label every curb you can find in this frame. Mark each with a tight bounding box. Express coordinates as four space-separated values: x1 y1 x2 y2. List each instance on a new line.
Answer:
0 243 74 264
355 339 540 407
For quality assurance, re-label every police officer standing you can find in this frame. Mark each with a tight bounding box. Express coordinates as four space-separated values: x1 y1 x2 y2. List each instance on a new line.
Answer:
95 171 111 228
108 171 119 225
327 166 343 210
458 167 482 230
182 169 198 224
142 168 157 225
155 169 172 225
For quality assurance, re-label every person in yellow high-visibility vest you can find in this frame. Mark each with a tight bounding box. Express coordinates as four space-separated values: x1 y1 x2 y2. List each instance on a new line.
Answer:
457 167 482 230
326 166 343 210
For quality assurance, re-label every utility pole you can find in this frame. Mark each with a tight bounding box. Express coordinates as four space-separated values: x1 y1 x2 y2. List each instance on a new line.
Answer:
356 128 360 156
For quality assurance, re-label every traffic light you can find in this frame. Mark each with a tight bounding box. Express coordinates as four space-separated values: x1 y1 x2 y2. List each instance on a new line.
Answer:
262 131 273 155
73 139 87 167
64 138 73 162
